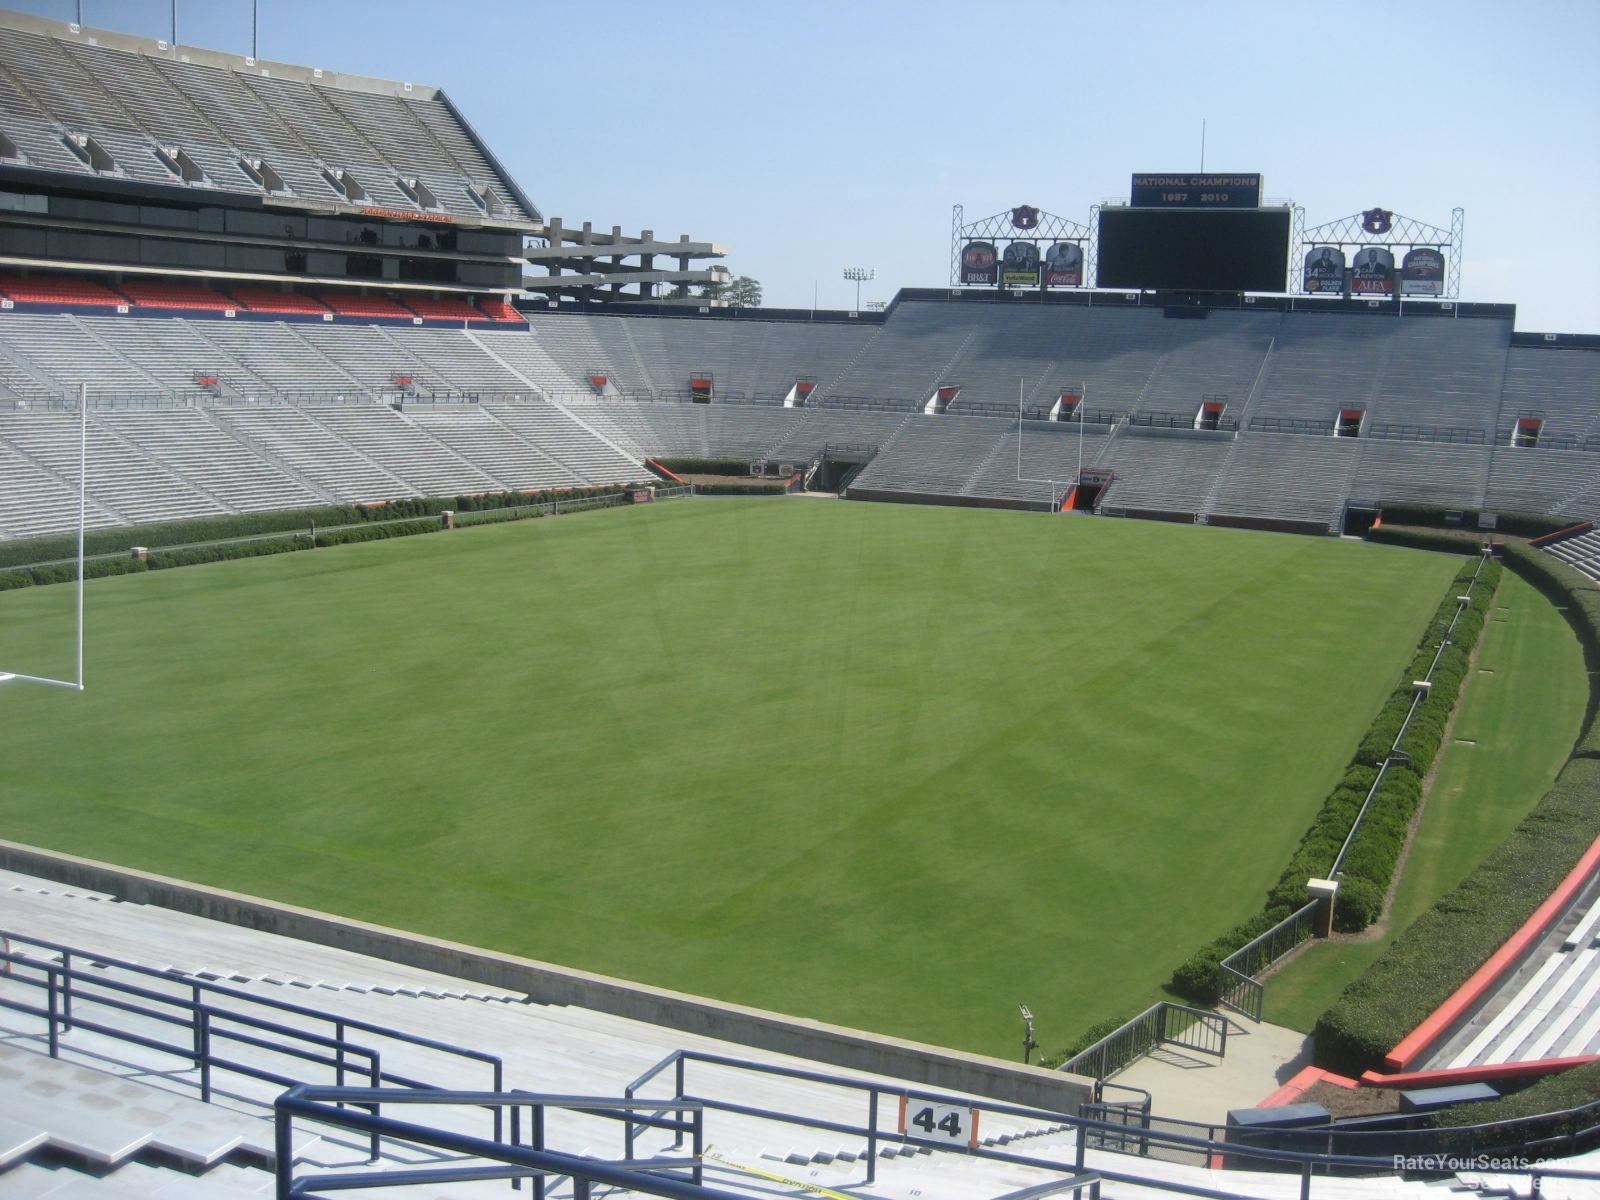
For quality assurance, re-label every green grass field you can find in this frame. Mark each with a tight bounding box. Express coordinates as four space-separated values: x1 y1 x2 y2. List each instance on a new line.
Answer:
1263 569 1589 1031
0 499 1461 1057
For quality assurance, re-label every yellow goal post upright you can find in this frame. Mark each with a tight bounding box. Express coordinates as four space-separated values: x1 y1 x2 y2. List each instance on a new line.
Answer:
0 382 86 691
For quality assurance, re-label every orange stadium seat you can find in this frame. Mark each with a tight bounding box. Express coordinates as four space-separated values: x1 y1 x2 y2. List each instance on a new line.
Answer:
120 280 234 311
403 296 485 322
0 272 126 306
226 287 331 315
477 298 525 322
318 291 414 319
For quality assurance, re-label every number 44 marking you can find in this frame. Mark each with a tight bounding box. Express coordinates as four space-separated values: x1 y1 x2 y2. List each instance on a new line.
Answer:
898 1095 979 1149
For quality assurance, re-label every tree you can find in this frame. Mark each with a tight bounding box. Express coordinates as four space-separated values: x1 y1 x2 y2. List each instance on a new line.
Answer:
697 272 761 308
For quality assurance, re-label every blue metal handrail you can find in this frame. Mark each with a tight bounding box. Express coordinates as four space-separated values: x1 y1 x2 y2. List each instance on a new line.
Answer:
276 1085 728 1200
0 930 505 1154
621 1047 1600 1198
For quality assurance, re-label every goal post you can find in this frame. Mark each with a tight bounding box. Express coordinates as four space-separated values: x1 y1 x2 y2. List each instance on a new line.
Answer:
0 382 86 692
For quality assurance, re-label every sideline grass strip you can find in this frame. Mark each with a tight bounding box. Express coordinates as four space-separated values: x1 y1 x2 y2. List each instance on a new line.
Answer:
1264 570 1587 1031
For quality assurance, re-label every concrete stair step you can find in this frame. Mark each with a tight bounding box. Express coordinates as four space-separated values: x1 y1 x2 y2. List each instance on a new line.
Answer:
1 886 525 1004
0 1043 320 1170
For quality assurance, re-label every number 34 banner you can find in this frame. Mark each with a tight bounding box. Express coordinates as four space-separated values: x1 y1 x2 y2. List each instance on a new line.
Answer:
899 1095 980 1149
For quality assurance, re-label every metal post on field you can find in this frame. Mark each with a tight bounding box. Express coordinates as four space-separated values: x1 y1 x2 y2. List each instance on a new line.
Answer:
1077 383 1087 488
75 385 86 690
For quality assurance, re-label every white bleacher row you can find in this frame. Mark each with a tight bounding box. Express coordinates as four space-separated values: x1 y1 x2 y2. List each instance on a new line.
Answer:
1545 530 1600 582
0 308 1597 539
1205 433 1358 531
1436 882 1600 1070
961 422 1107 505
7 399 1600 541
848 415 1010 496
1501 346 1600 444
0 869 1543 1200
516 304 1516 435
1096 431 1232 519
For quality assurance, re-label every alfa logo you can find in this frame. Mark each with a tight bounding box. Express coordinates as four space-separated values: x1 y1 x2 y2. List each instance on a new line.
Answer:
1361 207 1393 235
1011 205 1040 230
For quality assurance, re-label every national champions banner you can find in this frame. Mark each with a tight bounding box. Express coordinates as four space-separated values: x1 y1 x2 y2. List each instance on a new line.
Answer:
1401 247 1446 296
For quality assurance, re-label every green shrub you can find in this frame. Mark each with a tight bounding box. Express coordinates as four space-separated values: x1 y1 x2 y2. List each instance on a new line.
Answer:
656 457 752 476
1365 526 1488 555
147 537 309 569
315 519 441 547
694 482 785 496
1374 507 1575 539
0 486 642 573
1167 908 1293 1005
1429 1062 1600 1135
1331 877 1384 932
1041 1009 1148 1068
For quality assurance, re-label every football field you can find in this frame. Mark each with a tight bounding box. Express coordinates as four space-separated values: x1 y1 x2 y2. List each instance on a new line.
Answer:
0 499 1460 1057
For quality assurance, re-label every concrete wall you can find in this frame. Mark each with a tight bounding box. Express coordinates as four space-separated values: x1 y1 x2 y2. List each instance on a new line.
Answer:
0 839 1093 1115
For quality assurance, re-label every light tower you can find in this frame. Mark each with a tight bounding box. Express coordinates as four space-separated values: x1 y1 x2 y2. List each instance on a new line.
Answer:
842 266 875 311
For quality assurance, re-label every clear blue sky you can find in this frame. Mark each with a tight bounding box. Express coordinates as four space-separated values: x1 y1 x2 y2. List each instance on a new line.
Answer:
9 0 1600 331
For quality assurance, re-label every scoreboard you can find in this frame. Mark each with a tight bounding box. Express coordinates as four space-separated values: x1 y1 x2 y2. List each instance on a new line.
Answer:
1129 173 1263 209
1096 207 1291 293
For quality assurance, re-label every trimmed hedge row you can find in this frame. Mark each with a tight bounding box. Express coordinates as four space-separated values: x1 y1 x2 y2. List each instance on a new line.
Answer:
0 486 641 589
655 457 752 476
1310 537 1600 1077
1312 755 1600 1076
1364 526 1493 556
1430 1061 1600 1133
0 485 640 570
1166 556 1500 1004
1040 1010 1145 1069
693 482 786 496
1376 504 1577 540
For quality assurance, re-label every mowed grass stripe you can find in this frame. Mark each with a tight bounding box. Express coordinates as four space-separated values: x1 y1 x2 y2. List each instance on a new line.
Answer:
0 500 1456 1056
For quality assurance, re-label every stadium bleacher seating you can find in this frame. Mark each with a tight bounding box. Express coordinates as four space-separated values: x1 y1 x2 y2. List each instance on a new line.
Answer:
1431 883 1600 1069
0 20 535 224
0 271 125 307
1500 345 1600 447
117 279 234 311
402 295 490 322
226 286 333 316
1206 432 1359 532
1096 430 1233 520
317 292 416 320
478 298 527 323
0 301 1596 542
